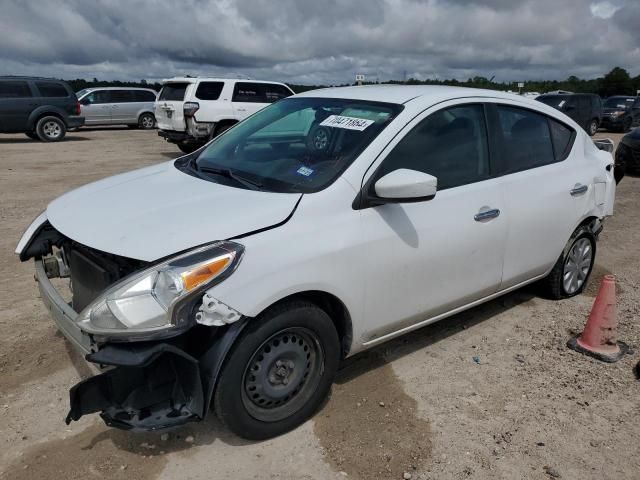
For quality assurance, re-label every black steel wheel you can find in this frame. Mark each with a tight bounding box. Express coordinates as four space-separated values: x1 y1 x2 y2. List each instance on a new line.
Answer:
214 300 340 440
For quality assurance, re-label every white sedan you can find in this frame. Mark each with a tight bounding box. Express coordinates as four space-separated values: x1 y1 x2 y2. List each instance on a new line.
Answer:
16 85 615 439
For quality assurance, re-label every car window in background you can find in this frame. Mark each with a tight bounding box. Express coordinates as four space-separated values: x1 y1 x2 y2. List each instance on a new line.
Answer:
133 90 157 102
548 119 575 161
537 95 572 108
84 90 111 104
35 82 68 98
110 90 134 103
591 96 601 110
603 97 635 109
497 105 556 173
195 82 224 100
0 81 32 98
159 83 189 101
233 82 265 103
192 97 403 193
264 84 292 102
377 104 489 190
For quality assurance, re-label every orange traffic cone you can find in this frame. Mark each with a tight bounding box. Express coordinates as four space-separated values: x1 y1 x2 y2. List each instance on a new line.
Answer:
567 275 628 363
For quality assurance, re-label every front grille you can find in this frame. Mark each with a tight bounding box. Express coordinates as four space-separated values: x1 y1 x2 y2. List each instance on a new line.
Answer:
64 243 147 312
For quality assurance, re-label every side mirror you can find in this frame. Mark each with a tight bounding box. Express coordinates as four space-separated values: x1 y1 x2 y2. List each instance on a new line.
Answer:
373 169 437 203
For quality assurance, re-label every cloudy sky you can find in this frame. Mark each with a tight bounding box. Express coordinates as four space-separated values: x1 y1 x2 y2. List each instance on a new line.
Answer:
0 0 638 85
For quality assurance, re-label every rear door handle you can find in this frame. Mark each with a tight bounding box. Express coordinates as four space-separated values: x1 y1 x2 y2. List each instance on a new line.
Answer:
236 108 247 112
570 184 588 196
474 208 500 222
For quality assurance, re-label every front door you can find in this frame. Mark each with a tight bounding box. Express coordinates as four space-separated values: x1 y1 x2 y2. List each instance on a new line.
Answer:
80 90 112 125
360 103 507 343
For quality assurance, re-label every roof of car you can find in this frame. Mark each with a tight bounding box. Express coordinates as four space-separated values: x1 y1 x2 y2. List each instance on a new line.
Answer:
296 84 537 106
80 87 157 91
161 77 288 85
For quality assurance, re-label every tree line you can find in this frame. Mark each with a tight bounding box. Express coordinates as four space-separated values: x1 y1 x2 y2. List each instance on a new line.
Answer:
65 67 640 98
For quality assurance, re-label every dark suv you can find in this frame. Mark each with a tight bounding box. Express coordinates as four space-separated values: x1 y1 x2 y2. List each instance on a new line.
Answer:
0 76 84 141
536 93 602 136
600 96 640 132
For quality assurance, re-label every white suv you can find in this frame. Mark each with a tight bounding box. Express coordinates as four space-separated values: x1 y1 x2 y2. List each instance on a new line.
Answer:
17 86 615 440
155 77 294 153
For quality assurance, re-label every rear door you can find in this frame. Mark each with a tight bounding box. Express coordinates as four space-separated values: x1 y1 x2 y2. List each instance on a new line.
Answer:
632 98 640 126
231 82 270 119
155 82 191 131
80 90 112 125
491 103 579 288
0 80 35 132
109 90 136 124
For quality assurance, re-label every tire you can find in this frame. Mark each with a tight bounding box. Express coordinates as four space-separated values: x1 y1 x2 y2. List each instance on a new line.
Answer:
177 143 201 154
35 116 66 142
540 225 596 299
587 119 598 136
138 113 156 130
24 131 38 140
214 300 340 440
214 122 233 137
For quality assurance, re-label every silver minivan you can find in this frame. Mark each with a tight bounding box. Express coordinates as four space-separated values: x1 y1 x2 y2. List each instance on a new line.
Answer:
76 87 157 129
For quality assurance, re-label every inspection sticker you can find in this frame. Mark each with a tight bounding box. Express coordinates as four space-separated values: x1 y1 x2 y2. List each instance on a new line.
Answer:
319 115 375 131
297 166 314 176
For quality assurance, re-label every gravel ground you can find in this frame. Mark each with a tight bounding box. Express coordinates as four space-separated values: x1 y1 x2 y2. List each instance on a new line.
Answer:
0 127 638 480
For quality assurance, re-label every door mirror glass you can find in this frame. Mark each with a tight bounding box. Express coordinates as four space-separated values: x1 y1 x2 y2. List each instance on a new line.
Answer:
373 169 437 202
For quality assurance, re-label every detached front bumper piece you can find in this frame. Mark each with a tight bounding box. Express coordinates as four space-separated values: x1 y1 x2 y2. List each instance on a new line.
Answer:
66 343 204 431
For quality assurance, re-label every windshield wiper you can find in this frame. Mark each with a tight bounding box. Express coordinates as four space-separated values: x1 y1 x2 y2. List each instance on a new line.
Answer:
197 165 264 191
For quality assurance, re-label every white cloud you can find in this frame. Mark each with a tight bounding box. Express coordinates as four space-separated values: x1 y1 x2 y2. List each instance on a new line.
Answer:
590 1 620 19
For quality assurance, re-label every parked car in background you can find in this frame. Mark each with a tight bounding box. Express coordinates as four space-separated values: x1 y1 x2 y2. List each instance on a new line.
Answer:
76 87 157 129
614 127 640 182
536 93 602 136
155 77 294 153
0 76 84 141
17 85 615 440
600 96 640 132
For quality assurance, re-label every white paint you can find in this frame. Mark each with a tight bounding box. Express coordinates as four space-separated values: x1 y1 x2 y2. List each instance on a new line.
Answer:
374 169 437 199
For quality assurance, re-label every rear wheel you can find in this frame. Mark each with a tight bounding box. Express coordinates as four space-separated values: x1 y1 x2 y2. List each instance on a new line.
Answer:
138 113 156 130
540 225 596 299
587 119 598 136
214 300 340 440
36 116 66 142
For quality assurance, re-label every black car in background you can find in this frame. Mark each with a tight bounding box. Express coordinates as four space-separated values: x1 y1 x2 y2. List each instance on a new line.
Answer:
614 127 640 183
536 93 602 136
0 76 84 141
600 96 640 132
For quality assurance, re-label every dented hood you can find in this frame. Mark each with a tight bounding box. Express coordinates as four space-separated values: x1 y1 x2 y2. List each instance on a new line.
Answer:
46 161 300 261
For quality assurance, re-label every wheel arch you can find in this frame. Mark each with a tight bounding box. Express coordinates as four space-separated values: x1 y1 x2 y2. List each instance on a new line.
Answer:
28 109 66 130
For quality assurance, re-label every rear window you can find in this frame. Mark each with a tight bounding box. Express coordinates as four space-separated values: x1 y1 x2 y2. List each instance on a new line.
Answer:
549 119 575 161
264 84 292 102
0 81 32 98
133 90 157 102
159 83 189 101
233 82 264 103
35 81 69 98
195 82 224 100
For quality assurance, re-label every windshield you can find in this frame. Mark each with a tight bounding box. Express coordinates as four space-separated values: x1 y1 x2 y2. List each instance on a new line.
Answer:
603 97 634 109
184 97 403 193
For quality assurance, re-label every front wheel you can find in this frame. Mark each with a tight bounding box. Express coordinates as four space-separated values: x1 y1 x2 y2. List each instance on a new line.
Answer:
214 301 340 440
540 225 596 299
587 119 598 136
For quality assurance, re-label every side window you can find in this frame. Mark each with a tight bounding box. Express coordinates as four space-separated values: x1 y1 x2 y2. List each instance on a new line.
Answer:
496 105 556 173
233 82 265 103
133 90 157 102
548 119 575 161
195 82 224 100
35 81 68 98
263 84 292 103
84 90 111 104
110 90 134 103
0 81 32 98
378 104 490 190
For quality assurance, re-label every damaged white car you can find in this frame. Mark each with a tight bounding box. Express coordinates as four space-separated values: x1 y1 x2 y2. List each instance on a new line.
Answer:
16 86 616 439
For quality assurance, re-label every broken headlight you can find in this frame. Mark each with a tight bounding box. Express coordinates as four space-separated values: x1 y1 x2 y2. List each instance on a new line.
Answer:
76 241 244 341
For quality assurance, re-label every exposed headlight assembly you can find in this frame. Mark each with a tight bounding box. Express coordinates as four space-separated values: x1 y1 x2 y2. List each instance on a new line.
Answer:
76 241 244 341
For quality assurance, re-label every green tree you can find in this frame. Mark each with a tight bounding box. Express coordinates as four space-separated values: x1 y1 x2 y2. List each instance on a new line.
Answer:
599 67 633 97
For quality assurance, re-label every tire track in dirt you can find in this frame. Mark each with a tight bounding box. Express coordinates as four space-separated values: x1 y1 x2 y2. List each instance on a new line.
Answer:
314 353 432 479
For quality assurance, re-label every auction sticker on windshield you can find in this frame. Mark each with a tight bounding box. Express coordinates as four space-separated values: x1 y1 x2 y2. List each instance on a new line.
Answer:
320 115 375 131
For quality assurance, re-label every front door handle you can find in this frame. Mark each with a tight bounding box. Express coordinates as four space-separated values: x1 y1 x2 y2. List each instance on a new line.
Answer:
570 184 588 196
236 108 247 112
474 208 500 222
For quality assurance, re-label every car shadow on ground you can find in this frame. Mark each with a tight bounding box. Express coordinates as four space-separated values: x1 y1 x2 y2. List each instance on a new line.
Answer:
160 151 181 159
0 136 91 144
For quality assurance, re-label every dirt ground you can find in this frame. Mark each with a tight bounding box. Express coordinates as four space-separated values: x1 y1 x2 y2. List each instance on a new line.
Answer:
0 127 638 480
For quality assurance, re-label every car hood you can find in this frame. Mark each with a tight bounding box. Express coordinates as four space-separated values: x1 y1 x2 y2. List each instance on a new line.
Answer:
46 161 301 261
